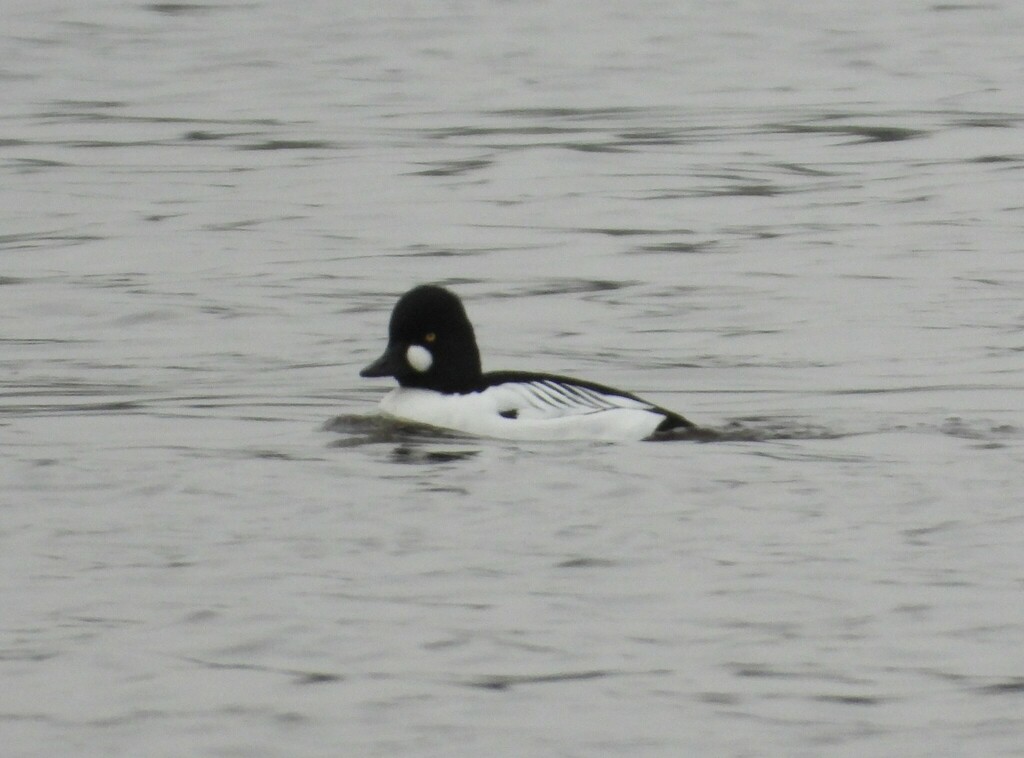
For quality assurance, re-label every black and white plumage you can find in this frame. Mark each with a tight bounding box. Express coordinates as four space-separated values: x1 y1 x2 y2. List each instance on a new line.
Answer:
360 285 695 441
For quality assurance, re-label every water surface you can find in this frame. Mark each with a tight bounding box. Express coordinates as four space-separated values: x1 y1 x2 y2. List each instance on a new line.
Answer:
3 2 1024 756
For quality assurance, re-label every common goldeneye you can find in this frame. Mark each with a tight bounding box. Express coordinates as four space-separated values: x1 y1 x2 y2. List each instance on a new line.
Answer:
360 285 695 441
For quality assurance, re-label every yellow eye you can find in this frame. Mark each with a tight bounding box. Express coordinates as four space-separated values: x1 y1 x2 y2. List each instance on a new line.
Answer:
424 332 436 343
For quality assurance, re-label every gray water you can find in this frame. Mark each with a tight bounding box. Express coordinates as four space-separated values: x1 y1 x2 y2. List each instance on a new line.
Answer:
3 1 1024 756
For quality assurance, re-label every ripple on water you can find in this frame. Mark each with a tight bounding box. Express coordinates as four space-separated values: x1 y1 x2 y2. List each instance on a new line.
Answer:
938 416 1021 443
769 117 928 144
323 413 844 446
492 278 637 297
0 232 105 251
465 669 614 691
630 240 721 255
410 157 495 177
323 413 472 446
5 4 1024 756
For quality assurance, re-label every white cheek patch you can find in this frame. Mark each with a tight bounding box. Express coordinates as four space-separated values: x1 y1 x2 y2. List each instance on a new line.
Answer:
406 344 433 373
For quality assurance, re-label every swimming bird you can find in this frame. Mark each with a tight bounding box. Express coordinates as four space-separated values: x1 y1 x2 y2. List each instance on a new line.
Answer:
360 284 695 441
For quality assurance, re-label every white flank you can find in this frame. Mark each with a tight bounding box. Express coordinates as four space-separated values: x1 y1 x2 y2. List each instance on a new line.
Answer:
377 383 666 441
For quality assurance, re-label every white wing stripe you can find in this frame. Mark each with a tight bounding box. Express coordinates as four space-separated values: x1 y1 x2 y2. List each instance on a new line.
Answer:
533 382 582 409
560 380 654 412
545 381 607 409
483 379 658 417
527 383 576 410
516 385 555 411
554 380 621 409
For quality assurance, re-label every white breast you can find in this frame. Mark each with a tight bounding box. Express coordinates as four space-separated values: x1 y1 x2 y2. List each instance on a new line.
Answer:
378 381 668 441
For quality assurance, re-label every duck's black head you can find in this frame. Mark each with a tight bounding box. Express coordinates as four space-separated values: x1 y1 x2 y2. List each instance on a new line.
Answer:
360 285 483 393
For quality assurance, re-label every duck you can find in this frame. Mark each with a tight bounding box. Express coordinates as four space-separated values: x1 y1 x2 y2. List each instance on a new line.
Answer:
359 284 695 441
